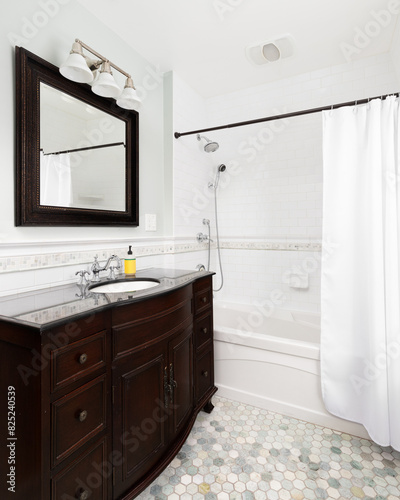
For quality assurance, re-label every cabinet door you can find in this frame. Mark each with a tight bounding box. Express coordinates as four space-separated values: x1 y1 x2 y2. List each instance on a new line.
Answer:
168 325 193 438
112 341 167 499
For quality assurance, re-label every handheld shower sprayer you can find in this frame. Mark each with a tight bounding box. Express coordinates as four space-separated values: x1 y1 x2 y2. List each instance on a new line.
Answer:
208 164 227 190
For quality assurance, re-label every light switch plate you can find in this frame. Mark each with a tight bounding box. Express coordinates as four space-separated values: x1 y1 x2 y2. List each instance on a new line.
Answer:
145 213 157 231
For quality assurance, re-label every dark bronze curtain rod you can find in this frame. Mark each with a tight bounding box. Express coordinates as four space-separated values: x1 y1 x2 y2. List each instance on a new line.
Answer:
174 93 399 138
41 141 125 156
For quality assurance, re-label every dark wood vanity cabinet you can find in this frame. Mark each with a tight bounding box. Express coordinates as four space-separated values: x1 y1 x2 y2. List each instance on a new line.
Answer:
0 275 216 500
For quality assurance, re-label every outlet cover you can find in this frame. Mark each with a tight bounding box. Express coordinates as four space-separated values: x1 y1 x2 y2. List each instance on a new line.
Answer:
145 213 157 231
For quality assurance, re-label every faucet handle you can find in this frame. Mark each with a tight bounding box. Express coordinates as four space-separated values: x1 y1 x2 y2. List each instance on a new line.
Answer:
108 266 115 280
75 270 90 285
91 255 101 274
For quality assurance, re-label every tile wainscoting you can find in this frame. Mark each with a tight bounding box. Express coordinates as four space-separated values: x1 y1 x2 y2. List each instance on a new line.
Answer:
0 239 321 304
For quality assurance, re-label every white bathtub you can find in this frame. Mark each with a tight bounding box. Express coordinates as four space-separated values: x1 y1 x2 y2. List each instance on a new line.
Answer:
213 301 369 438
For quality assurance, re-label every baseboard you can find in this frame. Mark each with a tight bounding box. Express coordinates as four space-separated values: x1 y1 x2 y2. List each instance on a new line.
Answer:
216 384 371 439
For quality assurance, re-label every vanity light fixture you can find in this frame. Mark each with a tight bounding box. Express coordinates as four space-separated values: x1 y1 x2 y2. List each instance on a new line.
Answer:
60 39 141 110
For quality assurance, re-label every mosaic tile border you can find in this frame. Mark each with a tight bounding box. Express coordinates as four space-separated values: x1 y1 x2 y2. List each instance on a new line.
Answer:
0 240 321 274
221 241 322 252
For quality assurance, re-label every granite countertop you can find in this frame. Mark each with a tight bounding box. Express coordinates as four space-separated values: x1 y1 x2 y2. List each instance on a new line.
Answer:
0 268 212 330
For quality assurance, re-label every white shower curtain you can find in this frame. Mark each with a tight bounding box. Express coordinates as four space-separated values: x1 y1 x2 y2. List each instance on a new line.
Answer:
40 151 72 207
321 96 400 450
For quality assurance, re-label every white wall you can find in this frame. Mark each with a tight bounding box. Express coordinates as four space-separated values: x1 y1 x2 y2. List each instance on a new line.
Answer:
390 15 400 82
169 72 221 272
171 72 215 237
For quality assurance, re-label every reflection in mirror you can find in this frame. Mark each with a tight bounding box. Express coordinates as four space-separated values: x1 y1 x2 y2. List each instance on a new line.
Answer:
40 83 126 212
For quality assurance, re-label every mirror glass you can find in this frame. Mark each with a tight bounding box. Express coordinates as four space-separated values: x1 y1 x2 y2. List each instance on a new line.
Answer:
40 83 126 211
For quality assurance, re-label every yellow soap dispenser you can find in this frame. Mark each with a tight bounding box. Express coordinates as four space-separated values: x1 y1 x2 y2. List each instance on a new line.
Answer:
124 245 136 275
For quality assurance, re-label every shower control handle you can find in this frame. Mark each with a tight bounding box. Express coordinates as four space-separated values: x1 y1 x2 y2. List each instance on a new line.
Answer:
197 232 213 243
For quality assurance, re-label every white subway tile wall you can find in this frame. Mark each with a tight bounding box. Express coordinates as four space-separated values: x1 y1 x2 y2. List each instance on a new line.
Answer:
214 249 322 313
172 53 399 312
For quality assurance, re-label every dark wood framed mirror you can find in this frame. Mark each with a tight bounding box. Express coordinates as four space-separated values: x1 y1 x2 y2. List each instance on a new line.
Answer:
15 46 139 226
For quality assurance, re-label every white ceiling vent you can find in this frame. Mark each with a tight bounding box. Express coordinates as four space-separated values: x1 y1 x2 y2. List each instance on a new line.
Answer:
246 35 295 66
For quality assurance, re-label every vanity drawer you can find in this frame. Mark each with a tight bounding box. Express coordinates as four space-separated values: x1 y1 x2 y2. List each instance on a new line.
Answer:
51 375 107 467
193 282 212 316
52 437 107 500
48 312 107 344
51 331 107 392
194 312 213 349
112 285 192 327
113 300 192 358
195 347 214 403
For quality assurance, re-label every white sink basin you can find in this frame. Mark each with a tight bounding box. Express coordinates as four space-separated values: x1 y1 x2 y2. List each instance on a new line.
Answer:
90 279 160 294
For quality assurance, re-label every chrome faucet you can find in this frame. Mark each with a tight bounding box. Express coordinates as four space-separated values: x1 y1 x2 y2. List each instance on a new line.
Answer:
90 254 122 282
197 218 213 243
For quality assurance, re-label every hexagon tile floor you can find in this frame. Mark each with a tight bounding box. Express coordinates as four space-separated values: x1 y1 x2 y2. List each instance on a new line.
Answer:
139 396 400 500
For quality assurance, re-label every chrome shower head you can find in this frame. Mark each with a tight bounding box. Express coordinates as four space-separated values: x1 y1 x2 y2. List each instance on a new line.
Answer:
197 134 219 153
204 141 219 153
218 164 226 172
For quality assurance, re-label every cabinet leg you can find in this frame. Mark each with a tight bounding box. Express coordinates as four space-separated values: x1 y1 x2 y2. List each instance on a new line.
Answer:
202 399 214 414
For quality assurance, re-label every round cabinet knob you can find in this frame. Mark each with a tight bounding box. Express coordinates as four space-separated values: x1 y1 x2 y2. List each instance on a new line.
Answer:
79 353 88 365
201 327 208 334
202 371 208 378
202 297 207 303
78 410 88 422
77 490 89 500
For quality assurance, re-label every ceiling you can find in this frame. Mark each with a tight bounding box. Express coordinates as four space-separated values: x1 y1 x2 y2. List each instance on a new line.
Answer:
78 0 399 98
